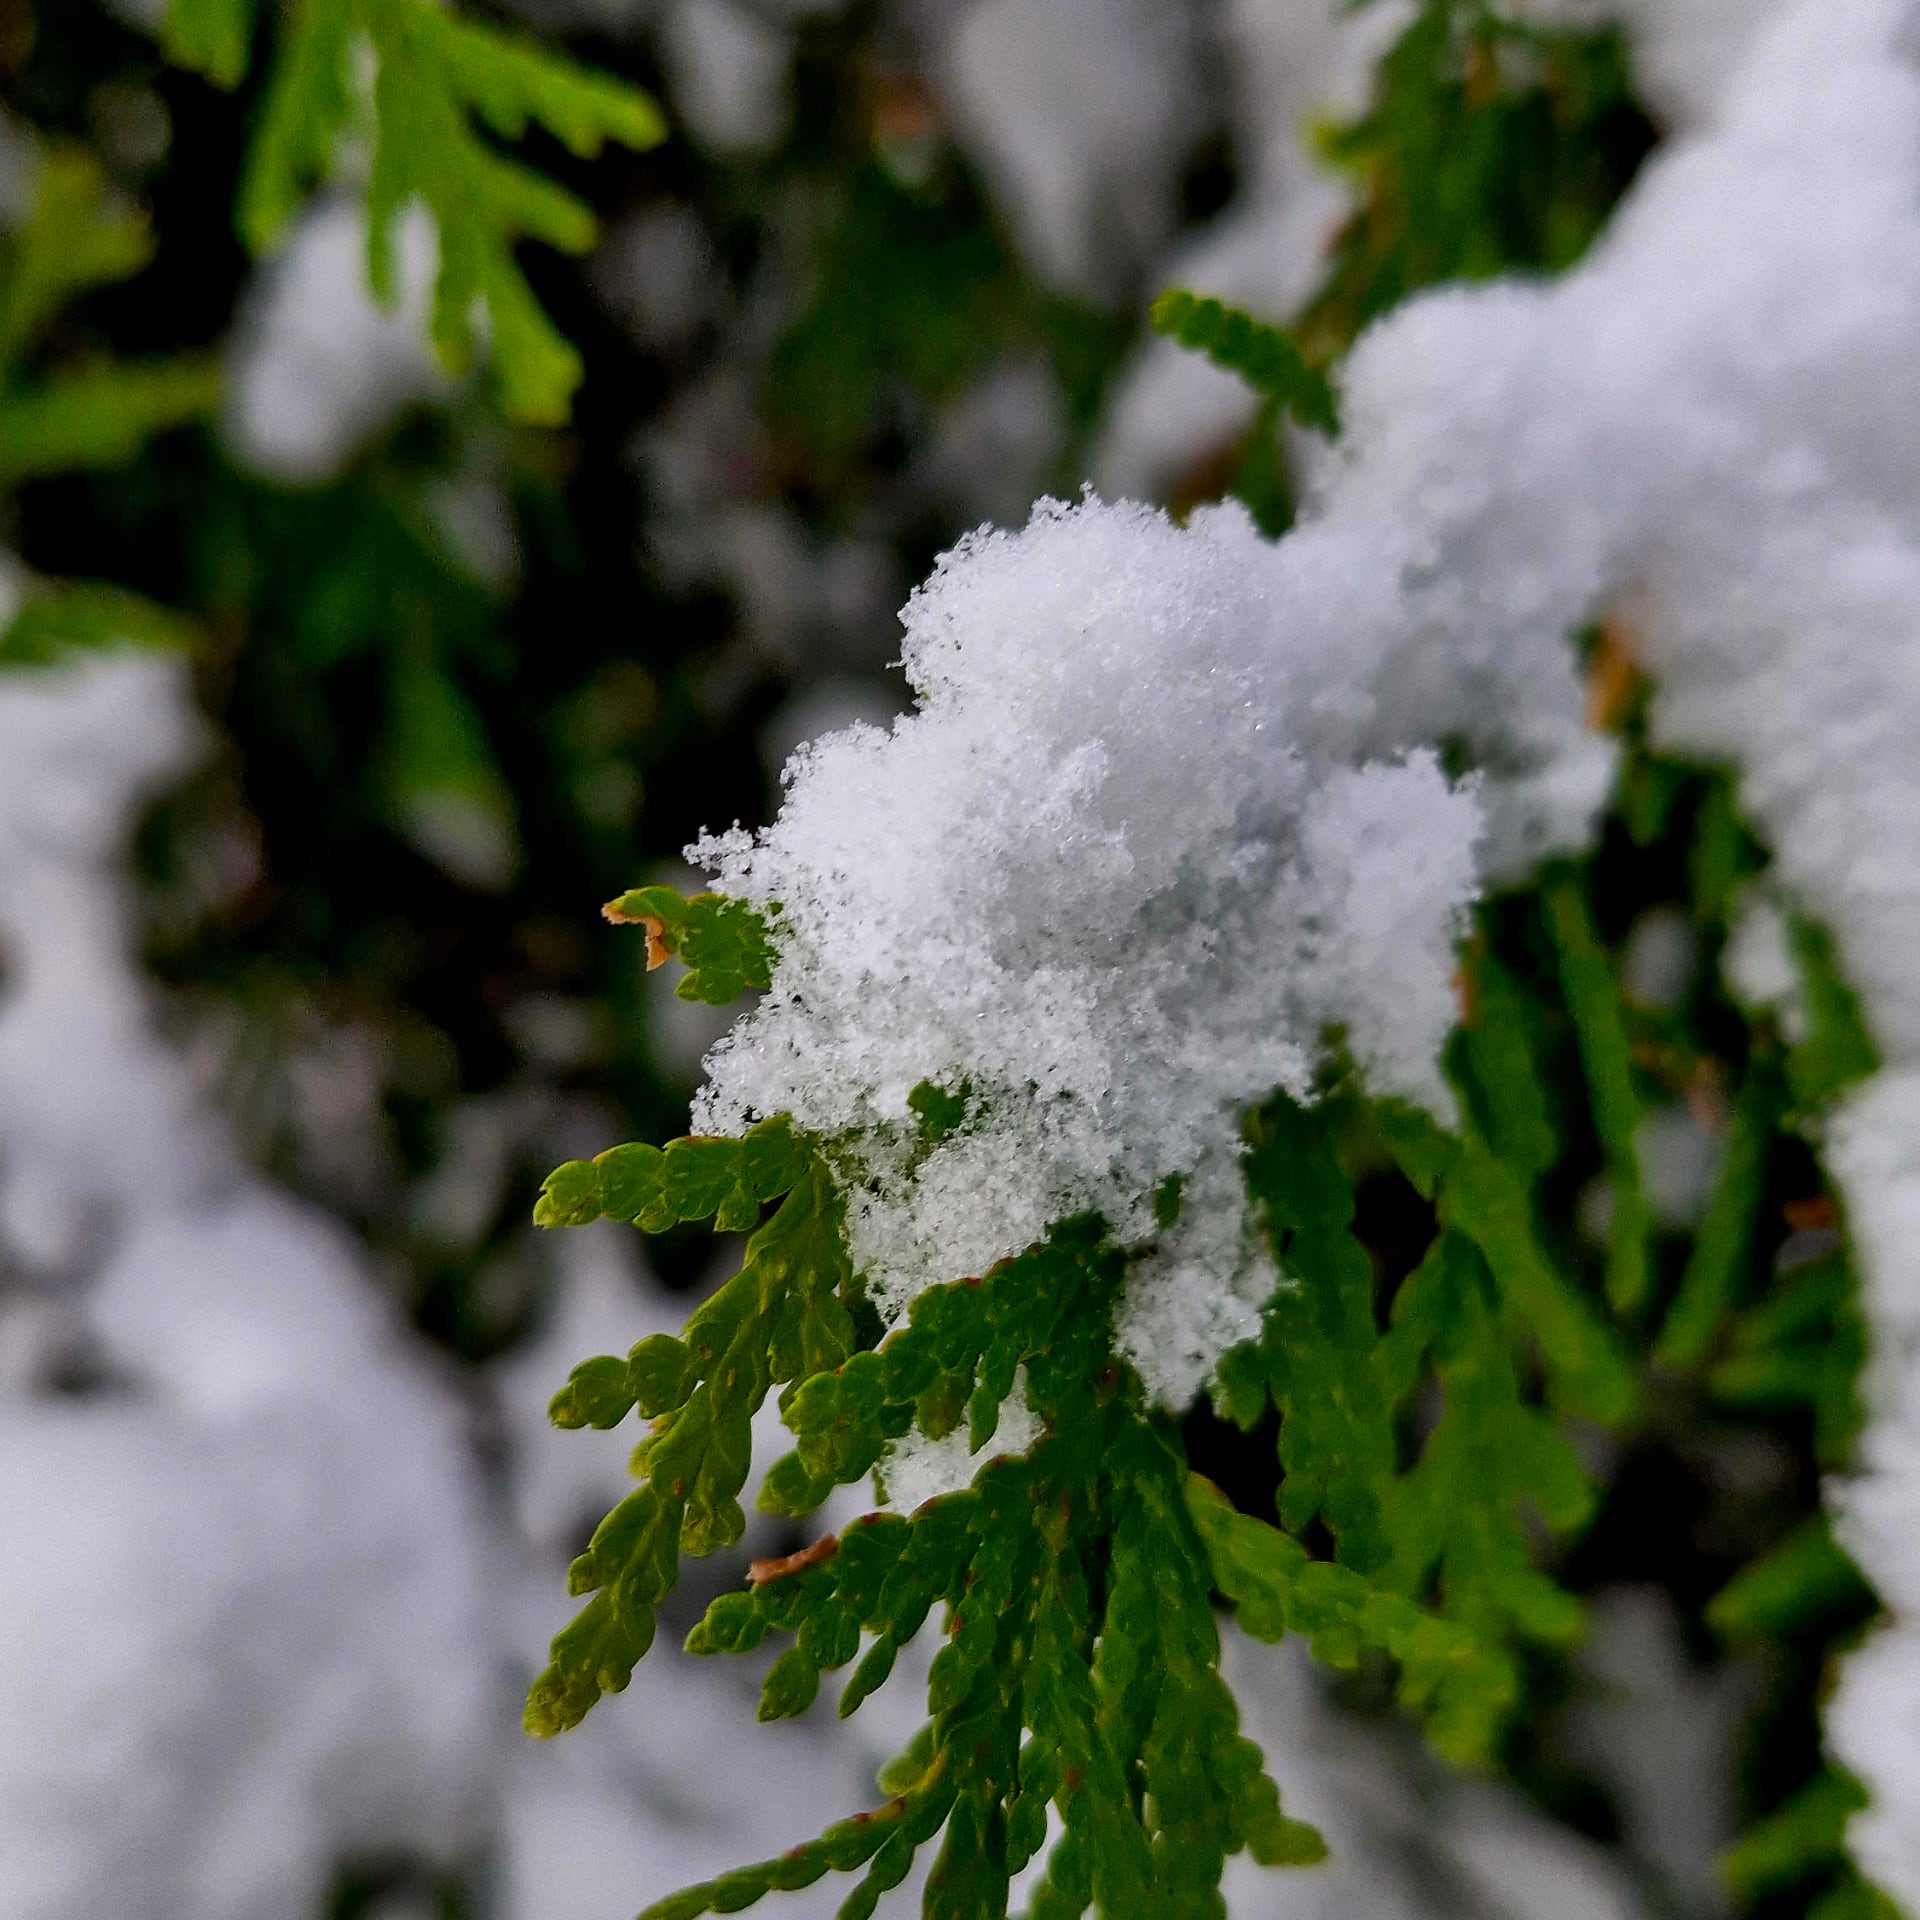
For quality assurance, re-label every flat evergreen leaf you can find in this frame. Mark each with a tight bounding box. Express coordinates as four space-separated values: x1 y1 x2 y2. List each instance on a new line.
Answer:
874 1723 936 1798
758 1645 822 1721
601 1217 1319 1920
1687 774 1762 922
1543 870 1652 1314
0 148 155 367
233 0 355 252
527 1159 853 1729
161 0 258 87
1808 1872 1907 1920
1150 289 1339 436
1787 916 1879 1107
1 581 199 664
1380 1103 1636 1423
1187 1473 1515 1765
1712 1252 1866 1467
546 1352 638 1431
1297 0 1651 353
605 884 777 1004
1372 1225 1595 1674
1451 950 1559 1185
164 0 664 423
1724 1771 1868 1902
1656 1070 1775 1369
1243 1091 1396 1572
434 11 664 153
1621 754 1690 847
384 640 518 885
1706 1516 1876 1642
0 360 221 485
635 1764 955 1920
909 1079 972 1148
533 1115 805 1230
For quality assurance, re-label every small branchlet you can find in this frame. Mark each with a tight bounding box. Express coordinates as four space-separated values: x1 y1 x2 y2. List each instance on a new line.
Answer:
161 0 664 422
603 884 777 1004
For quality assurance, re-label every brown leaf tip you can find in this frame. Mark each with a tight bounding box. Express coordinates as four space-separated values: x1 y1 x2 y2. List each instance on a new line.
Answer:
748 1532 839 1585
602 899 674 970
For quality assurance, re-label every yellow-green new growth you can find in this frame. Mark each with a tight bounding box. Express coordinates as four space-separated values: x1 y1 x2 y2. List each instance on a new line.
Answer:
163 0 665 422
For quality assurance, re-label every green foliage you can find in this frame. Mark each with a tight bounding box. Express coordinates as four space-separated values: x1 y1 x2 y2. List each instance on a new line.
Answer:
202 446 531 888
1449 948 1558 1183
1707 1516 1874 1643
602 884 777 1005
1711 1245 1867 1469
1156 0 1652 533
1787 915 1880 1108
65 0 1847 1908
509 5 1892 1911
0 147 221 480
1209 1087 1634 1761
1147 291 1338 438
764 155 1130 496
0 144 216 656
1380 1102 1637 1423
530 1026 1665 1916
1208 1077 1631 1752
1655 1068 1777 1369
535 1114 808 1234
1297 0 1655 358
0 580 198 663
768 161 1015 479
1215 1090 1394 1573
0 147 151 358
384 629 519 888
1542 868 1653 1314
0 359 224 486
161 0 664 423
1725 1771 1873 1905
166 0 258 88
659 1220 1320 1920
1186 1474 1514 1765
526 1142 854 1734
907 1080 972 1149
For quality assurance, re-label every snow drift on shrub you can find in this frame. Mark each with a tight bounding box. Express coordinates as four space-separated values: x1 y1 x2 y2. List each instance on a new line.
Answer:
692 496 1484 1405
692 0 1920 1891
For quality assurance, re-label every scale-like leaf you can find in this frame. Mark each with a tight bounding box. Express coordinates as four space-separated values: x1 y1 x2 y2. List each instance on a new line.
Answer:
162 0 664 423
1543 870 1653 1314
603 883 776 1004
1149 289 1339 436
1187 1473 1515 1764
526 1154 854 1733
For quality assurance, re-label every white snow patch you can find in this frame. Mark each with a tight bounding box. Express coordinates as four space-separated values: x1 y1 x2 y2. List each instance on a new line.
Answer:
228 197 446 485
692 496 1482 1404
0 656 504 1919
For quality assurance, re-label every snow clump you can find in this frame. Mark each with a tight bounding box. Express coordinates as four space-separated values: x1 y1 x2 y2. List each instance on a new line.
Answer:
692 497 1483 1407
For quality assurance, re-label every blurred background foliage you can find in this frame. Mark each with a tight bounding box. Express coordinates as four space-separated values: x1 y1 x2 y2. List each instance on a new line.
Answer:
0 0 1887 1914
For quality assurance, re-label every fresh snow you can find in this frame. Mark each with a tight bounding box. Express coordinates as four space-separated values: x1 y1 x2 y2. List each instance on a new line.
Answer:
692 496 1482 1404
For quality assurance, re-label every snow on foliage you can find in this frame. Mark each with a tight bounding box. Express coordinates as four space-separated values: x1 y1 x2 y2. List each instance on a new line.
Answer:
691 496 1483 1405
690 0 1920 1886
0 659 1655 1920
